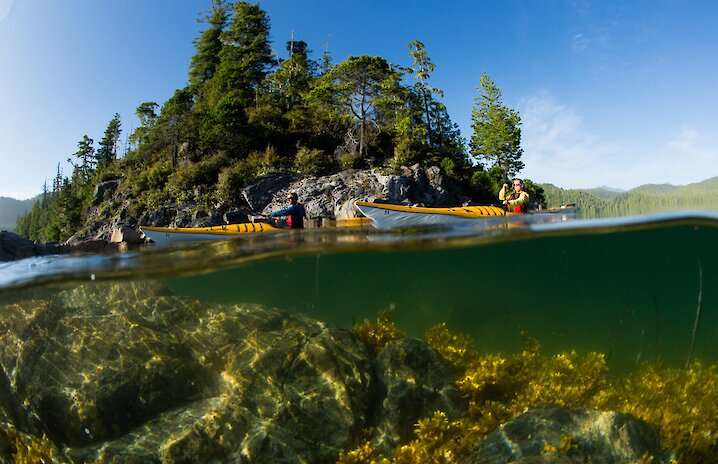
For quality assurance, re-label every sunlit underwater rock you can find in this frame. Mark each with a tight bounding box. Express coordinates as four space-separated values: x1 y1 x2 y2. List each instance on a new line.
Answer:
464 406 670 464
370 338 465 454
0 281 376 462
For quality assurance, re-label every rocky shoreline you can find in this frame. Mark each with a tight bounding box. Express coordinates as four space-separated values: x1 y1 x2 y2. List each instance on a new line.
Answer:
1 165 471 262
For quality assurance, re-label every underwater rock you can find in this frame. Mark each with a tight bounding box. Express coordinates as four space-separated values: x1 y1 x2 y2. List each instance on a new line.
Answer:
0 281 374 463
371 338 465 453
463 406 672 464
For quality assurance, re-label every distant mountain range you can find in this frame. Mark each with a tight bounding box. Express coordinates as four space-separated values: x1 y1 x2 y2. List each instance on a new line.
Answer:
0 196 37 231
541 177 718 218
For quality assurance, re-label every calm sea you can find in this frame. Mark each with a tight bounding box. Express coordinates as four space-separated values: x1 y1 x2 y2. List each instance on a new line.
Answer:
1 210 716 374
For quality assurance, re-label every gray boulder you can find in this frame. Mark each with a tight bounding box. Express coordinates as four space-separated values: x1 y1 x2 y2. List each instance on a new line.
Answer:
463 406 672 464
252 166 470 221
371 338 466 453
0 281 374 463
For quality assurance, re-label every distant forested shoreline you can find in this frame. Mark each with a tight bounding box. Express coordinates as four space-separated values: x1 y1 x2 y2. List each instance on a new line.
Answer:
541 177 718 218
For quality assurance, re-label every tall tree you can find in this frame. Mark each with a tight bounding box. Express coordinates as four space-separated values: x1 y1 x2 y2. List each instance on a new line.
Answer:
408 40 438 146
205 1 274 152
68 135 96 182
129 102 159 147
469 72 524 178
155 88 196 170
188 0 228 95
270 39 315 111
96 113 122 169
326 55 400 160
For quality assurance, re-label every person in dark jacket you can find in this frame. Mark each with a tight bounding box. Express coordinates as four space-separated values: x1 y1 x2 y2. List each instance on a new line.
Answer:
268 191 306 228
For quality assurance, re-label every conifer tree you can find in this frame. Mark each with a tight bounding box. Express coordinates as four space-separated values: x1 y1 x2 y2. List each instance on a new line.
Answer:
205 1 274 152
188 0 228 96
470 72 524 178
96 113 122 169
68 135 96 182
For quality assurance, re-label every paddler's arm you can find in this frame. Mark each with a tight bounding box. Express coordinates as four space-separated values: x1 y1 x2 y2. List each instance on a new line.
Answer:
498 184 509 201
269 206 292 217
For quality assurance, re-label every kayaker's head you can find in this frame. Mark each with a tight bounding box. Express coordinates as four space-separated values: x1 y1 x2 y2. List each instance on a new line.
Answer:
286 192 298 204
512 178 524 192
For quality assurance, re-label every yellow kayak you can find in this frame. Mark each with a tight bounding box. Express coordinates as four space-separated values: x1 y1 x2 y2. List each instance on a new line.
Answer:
141 222 282 245
354 200 575 229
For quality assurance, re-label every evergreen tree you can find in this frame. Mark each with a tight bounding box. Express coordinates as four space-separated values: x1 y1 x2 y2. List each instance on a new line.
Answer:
326 55 400 161
129 102 159 147
154 88 196 170
469 72 524 178
188 0 228 91
205 0 274 152
408 40 438 146
270 39 315 111
96 113 122 169
68 135 96 182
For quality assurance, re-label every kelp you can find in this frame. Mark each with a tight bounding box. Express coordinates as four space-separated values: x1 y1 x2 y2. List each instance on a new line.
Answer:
345 312 718 464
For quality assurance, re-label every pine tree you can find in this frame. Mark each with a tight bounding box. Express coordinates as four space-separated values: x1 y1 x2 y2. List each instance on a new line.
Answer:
204 1 274 152
469 72 524 178
68 135 96 182
96 113 122 169
188 0 228 95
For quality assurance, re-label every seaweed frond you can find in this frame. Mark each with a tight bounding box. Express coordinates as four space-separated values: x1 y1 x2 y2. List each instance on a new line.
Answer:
353 309 404 353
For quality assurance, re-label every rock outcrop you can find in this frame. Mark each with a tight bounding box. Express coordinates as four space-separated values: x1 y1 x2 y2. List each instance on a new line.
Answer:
137 165 470 229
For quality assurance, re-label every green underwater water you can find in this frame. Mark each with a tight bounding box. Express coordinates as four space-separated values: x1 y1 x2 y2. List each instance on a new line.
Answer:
1 212 716 376
161 216 717 375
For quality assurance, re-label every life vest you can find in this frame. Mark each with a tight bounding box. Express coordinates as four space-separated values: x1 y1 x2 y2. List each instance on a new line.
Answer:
286 204 305 229
506 192 527 213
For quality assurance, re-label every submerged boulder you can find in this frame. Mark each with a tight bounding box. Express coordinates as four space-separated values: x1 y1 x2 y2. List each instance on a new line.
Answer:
463 406 672 464
0 281 373 463
371 338 465 453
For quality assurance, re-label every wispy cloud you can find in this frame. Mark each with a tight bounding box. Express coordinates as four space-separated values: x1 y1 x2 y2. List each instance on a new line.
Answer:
519 93 717 189
663 126 718 182
0 0 15 22
518 93 623 188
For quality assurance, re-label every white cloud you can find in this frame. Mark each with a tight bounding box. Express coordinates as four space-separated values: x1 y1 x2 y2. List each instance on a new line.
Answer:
518 94 718 189
518 93 623 188
0 0 15 22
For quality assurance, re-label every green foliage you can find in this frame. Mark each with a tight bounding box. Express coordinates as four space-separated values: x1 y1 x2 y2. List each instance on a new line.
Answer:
470 72 524 178
216 149 281 207
188 0 228 91
165 152 229 203
95 113 122 169
468 166 505 204
294 145 333 176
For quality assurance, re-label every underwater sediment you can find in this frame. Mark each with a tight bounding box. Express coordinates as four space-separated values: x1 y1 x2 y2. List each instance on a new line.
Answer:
0 282 716 463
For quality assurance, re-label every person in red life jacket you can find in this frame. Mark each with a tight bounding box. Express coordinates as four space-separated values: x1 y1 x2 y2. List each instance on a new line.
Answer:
499 178 530 213
268 191 306 228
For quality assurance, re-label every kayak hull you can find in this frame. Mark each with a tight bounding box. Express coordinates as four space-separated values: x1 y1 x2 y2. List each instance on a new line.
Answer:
140 222 282 245
354 200 575 229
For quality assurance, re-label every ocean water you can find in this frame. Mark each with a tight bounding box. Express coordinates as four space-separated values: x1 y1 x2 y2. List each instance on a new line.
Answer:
1 210 716 375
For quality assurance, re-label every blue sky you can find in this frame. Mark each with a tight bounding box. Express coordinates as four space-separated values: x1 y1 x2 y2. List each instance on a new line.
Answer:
1 0 716 199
